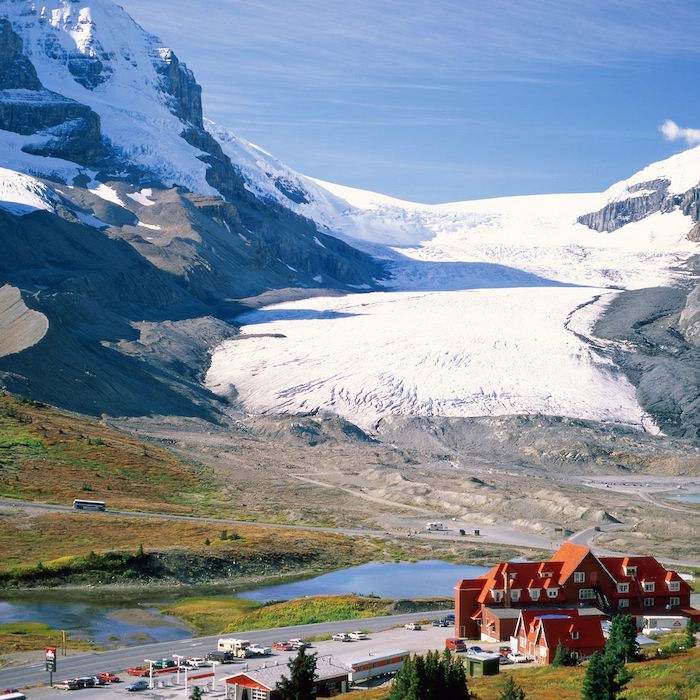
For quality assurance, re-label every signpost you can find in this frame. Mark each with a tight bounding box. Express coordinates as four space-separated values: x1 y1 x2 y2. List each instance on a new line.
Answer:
45 647 57 687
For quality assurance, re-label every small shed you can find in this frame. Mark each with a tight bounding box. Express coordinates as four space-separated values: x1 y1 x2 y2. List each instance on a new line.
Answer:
465 652 500 677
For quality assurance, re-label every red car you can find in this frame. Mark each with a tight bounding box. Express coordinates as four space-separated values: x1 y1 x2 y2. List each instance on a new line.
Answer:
272 642 294 651
127 667 149 677
97 673 121 683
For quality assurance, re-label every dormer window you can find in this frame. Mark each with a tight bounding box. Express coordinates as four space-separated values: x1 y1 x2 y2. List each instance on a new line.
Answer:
546 588 559 599
573 572 585 583
624 565 637 577
617 583 629 593
492 589 504 602
511 589 521 602
529 588 540 601
540 571 553 578
668 581 680 592
643 582 655 593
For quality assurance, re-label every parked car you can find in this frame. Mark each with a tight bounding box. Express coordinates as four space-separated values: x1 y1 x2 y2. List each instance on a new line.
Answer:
97 672 120 683
507 652 529 663
349 631 367 640
445 638 467 652
432 618 449 627
404 622 422 631
206 651 234 664
126 680 149 692
498 646 511 657
90 676 106 686
248 644 271 656
127 666 149 677
74 678 95 689
153 659 176 669
184 658 209 668
273 641 295 651
288 638 311 649
332 633 351 642
54 680 79 691
445 613 455 623
498 655 514 665
466 646 483 655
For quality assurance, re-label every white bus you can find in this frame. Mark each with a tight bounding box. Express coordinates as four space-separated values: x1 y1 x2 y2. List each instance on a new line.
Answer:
347 649 410 683
72 499 106 511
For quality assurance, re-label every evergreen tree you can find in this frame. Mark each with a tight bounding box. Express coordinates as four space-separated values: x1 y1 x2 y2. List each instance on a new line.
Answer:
684 620 698 649
276 647 317 700
388 650 469 700
498 674 526 700
552 641 566 667
189 686 202 700
581 652 608 700
607 614 639 663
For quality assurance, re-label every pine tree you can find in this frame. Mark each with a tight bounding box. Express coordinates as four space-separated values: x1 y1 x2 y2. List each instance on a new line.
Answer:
684 620 698 649
498 674 526 700
388 650 469 700
189 686 202 700
552 641 566 667
581 652 608 700
607 614 638 663
276 647 317 700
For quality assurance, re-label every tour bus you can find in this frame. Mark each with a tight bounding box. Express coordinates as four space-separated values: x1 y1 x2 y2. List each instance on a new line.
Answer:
347 650 410 683
72 499 106 511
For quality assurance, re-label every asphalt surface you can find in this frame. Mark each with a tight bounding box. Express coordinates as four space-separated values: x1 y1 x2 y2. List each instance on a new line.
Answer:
0 611 452 689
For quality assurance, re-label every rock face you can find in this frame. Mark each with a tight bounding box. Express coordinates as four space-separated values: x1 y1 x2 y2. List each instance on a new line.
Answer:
679 283 700 346
155 47 203 128
0 19 42 90
578 178 700 241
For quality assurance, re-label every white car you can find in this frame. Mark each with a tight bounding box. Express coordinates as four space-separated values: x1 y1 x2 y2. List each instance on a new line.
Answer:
248 644 271 656
349 631 367 640
404 622 422 631
185 658 209 667
332 633 351 642
507 652 529 663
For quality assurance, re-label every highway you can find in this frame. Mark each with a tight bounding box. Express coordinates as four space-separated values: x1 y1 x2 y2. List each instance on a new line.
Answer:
0 611 451 689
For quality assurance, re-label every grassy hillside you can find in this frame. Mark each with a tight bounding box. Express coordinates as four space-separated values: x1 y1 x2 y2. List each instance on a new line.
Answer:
0 393 221 513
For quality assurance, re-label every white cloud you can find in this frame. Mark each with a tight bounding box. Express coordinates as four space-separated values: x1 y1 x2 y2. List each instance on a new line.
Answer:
660 119 700 146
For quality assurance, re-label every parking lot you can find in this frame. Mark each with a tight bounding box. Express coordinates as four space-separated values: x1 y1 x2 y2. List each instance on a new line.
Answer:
19 622 513 700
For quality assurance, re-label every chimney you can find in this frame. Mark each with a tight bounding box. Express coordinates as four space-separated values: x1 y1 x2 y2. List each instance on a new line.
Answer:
502 569 511 607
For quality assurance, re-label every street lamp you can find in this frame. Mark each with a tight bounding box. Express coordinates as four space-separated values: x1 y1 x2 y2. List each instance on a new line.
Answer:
172 655 185 684
210 660 218 690
144 659 156 689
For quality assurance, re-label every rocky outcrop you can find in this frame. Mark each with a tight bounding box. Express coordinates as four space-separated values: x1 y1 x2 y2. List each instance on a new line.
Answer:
578 180 670 232
0 19 42 90
679 283 700 345
154 47 203 128
579 177 700 241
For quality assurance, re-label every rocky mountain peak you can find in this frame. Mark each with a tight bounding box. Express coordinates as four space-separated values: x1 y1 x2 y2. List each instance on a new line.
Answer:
0 18 42 89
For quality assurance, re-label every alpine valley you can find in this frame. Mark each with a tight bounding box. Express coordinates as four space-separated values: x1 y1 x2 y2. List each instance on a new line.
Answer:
0 0 699 563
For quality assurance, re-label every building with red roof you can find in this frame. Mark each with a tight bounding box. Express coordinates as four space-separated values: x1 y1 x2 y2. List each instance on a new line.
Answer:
454 542 693 641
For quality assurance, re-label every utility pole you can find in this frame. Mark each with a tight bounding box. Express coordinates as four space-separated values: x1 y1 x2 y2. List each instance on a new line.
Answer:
144 659 156 689
173 655 185 684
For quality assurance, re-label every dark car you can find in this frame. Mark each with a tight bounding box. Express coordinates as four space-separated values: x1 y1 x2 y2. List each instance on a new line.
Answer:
126 681 149 692
206 651 234 664
75 677 95 689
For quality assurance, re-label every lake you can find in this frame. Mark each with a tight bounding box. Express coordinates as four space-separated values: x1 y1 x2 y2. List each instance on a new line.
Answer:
0 560 487 646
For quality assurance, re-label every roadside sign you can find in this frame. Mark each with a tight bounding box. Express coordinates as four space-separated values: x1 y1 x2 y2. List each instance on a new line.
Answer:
46 647 56 686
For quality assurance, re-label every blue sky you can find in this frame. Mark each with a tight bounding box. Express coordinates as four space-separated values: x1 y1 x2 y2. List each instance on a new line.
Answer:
121 0 700 203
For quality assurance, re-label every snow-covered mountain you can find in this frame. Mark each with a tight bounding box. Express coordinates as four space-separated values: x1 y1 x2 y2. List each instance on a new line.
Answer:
0 0 698 436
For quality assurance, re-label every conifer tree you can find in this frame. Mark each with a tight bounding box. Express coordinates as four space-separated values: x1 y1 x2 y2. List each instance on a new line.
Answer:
276 647 317 700
498 674 526 700
581 652 607 700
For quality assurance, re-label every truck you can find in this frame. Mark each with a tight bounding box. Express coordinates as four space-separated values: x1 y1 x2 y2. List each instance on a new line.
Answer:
217 637 253 658
425 522 446 531
205 650 235 664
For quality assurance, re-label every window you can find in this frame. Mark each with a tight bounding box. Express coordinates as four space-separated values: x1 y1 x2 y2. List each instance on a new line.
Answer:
492 589 504 602
540 571 553 578
618 599 629 609
574 572 585 583
624 565 637 577
670 597 680 607
579 588 596 600
529 588 540 601
571 631 580 640
546 588 559 599
617 583 629 593
251 689 267 700
643 582 655 593
510 589 521 602
571 651 579 660
668 581 680 592
644 598 655 607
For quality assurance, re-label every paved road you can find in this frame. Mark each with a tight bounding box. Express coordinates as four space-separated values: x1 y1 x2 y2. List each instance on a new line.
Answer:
0 611 451 689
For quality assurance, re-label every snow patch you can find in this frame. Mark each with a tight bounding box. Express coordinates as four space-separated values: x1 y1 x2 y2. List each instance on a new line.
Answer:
127 188 156 206
89 182 125 206
0 166 54 216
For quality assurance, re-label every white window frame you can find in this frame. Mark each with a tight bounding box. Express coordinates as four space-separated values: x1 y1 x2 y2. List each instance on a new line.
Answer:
574 571 585 583
546 588 559 599
571 630 580 640
644 597 654 607
579 588 596 600
510 589 521 602
643 582 655 593
670 597 680 607
492 589 504 602
529 588 540 601
624 566 637 576
668 581 680 592
617 583 629 593
618 599 629 609
251 689 267 700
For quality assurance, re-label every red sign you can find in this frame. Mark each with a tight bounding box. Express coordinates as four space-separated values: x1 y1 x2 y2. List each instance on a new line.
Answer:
46 647 56 659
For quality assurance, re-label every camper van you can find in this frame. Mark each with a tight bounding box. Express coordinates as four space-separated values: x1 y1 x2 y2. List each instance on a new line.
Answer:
217 638 253 658
425 522 446 531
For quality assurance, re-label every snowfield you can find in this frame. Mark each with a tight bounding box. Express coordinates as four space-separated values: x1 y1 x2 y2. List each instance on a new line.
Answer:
0 166 54 215
206 287 648 431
